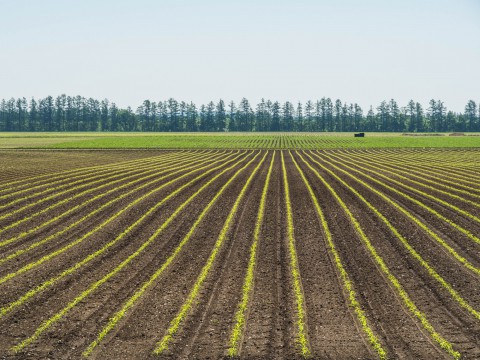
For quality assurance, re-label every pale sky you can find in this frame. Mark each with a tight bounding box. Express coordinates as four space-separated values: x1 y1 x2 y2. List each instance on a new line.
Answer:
1 0 479 112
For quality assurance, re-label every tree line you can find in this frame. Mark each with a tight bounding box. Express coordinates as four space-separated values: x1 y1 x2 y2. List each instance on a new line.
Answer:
0 95 479 132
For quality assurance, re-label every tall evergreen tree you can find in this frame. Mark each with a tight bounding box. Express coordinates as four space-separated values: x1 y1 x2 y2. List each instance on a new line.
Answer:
377 101 389 131
205 101 215 132
389 99 400 132
186 102 197 132
179 101 187 132
271 101 281 131
464 100 477 131
227 101 236 131
16 97 28 131
305 100 314 131
282 101 294 131
215 99 227 131
237 98 253 131
366 106 376 131
295 102 304 131
168 98 179 132
28 98 38 131
354 104 363 131
415 102 424 132
334 99 342 131
255 99 268 132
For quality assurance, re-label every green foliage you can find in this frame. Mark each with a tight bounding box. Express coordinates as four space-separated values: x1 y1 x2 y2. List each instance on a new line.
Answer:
1 96 479 132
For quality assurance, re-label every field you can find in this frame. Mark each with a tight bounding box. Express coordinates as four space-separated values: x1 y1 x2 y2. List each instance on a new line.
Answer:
2 132 480 149
0 142 480 359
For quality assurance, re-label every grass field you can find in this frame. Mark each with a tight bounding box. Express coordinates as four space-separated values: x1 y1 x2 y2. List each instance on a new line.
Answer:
0 147 479 359
1 132 480 149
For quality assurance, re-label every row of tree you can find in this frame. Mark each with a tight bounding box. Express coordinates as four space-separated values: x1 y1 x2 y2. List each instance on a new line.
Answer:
0 95 479 132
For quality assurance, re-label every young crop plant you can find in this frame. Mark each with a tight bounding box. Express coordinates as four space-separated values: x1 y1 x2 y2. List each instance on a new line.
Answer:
348 147 480 181
83 151 267 357
153 151 267 355
0 150 220 251
346 150 480 197
0 168 109 206
336 150 480 218
0 156 202 238
344 149 480 188
333 151 480 208
290 151 387 360
0 155 183 220
0 151 226 250
227 152 275 357
0 151 177 194
9 152 259 353
318 151 480 269
0 151 242 288
0 152 245 322
298 151 461 360
280 151 311 357
303 151 480 322
0 152 177 206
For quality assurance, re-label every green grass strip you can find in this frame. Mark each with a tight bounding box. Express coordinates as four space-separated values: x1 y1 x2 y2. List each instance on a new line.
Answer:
227 152 275 357
153 151 267 355
280 151 311 357
83 151 264 357
9 151 253 354
292 151 387 359
304 151 480 322
298 152 461 360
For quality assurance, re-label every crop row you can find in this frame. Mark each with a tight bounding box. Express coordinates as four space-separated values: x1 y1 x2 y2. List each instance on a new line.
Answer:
336 149 480 198
10 151 259 353
319 151 480 256
0 150 225 247
303 151 480 321
1 149 478 359
296 151 461 358
0 150 182 192
0 151 244 297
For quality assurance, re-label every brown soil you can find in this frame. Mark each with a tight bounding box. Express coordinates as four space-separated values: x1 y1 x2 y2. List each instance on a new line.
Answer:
1 149 479 359
0 150 173 183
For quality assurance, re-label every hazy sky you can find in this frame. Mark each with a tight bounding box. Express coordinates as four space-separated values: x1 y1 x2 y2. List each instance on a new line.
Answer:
1 0 479 111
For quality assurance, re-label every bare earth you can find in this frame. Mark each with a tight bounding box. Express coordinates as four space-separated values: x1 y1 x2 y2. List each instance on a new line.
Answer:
0 149 479 359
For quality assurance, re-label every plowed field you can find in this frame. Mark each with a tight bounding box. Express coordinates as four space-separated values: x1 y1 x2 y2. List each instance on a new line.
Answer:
0 149 479 359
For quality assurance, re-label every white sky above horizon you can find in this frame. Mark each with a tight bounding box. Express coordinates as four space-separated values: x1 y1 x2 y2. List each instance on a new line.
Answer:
1 0 479 112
